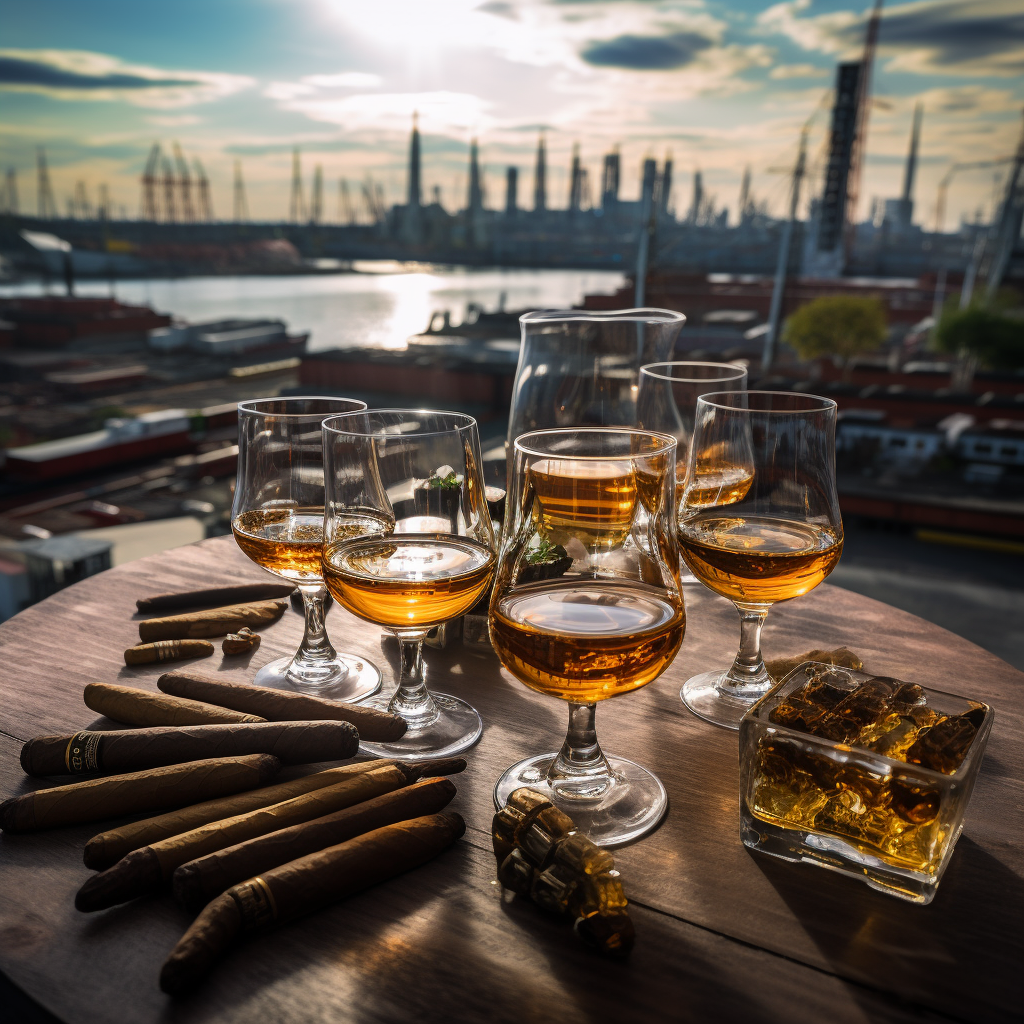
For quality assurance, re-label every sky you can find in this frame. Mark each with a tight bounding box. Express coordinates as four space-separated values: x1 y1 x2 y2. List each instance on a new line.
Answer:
0 0 1022 229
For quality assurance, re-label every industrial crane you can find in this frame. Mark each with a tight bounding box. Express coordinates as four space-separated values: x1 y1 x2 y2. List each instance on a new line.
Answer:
140 144 161 221
934 158 1012 233
173 142 194 223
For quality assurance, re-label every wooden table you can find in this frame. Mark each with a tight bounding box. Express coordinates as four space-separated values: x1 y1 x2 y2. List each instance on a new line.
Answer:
1 536 1020 1024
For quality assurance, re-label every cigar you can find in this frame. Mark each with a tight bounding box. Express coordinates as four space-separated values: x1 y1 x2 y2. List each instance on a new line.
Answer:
21 721 359 778
137 584 296 614
124 641 214 666
160 812 465 995
138 600 287 642
158 670 406 743
174 776 457 911
0 754 280 834
75 764 418 912
765 646 864 682
83 756 465 869
84 683 265 727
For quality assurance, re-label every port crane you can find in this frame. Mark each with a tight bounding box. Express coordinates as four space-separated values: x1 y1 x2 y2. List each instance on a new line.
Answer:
173 143 194 223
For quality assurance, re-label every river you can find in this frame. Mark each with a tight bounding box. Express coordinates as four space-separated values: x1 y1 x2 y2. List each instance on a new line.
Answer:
0 264 626 352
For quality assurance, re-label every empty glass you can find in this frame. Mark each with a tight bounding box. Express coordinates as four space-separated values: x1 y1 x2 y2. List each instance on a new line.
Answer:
677 392 843 730
490 427 685 845
231 397 381 699
321 410 496 758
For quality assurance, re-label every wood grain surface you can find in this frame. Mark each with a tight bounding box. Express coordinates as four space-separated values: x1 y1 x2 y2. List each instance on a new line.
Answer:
0 536 1020 1024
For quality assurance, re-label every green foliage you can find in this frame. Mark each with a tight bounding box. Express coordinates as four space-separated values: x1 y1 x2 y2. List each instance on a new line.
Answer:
782 296 887 362
934 307 1024 371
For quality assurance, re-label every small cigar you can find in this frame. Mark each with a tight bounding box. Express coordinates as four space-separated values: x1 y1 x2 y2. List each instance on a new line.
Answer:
75 765 418 912
139 599 287 642
160 812 466 996
124 640 214 666
765 646 864 682
222 628 261 656
21 721 359 778
0 755 280 834
158 670 406 743
137 584 296 614
85 683 264 727
86 761 396 870
173 776 457 912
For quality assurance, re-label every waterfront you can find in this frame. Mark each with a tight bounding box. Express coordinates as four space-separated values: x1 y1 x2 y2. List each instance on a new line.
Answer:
0 265 626 352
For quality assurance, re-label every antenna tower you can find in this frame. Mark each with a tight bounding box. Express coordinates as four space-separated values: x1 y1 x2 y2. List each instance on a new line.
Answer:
36 147 58 219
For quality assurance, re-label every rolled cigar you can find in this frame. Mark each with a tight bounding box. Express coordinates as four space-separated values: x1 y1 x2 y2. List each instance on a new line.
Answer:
158 670 406 743
139 599 287 642
765 646 864 681
160 812 465 996
137 584 296 614
174 776 457 911
75 765 417 912
84 756 466 869
0 755 280 834
124 641 214 666
21 721 359 778
84 683 265 727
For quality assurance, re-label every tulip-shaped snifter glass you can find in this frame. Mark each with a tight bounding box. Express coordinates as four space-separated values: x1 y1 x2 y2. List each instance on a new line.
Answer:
321 410 496 759
490 428 685 845
231 397 381 699
637 361 748 583
678 392 843 730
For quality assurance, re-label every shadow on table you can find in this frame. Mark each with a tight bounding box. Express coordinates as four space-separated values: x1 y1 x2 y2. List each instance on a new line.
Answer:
749 835 1024 1024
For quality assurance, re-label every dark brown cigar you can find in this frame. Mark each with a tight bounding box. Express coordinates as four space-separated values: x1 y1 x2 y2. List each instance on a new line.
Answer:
21 721 359 777
123 641 214 666
137 584 296 614
157 670 406 743
84 683 265 727
160 812 465 995
83 757 465 869
174 776 457 911
0 755 280 834
138 600 287 642
75 765 417 911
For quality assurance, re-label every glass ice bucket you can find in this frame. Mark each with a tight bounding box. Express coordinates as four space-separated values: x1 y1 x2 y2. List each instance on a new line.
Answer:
739 662 993 904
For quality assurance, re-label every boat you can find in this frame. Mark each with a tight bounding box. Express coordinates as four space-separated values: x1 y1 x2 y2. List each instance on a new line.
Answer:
148 318 309 358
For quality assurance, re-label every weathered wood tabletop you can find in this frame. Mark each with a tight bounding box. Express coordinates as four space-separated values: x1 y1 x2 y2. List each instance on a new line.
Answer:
0 536 1020 1024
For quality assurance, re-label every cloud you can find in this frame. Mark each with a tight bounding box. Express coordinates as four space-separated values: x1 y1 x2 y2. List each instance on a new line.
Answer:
758 0 1024 77
476 1 518 19
146 113 203 126
0 49 253 107
769 62 828 79
580 31 714 70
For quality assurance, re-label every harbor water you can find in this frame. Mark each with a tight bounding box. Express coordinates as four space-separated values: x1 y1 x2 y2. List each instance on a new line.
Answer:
0 265 626 352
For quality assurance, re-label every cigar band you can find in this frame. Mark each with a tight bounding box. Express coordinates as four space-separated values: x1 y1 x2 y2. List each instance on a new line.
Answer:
64 731 101 773
231 876 277 930
154 640 182 661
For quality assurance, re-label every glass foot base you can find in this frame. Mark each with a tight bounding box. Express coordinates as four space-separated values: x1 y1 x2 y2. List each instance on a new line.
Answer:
681 669 770 731
358 692 482 760
253 654 382 702
493 752 668 847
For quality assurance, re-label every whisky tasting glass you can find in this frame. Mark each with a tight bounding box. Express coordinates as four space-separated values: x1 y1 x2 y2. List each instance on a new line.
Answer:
490 427 684 845
508 308 686 450
637 361 748 583
322 410 496 759
678 392 843 730
232 397 382 698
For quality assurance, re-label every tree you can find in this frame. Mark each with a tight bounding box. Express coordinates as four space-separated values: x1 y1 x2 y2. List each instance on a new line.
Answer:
934 307 1024 371
783 296 887 373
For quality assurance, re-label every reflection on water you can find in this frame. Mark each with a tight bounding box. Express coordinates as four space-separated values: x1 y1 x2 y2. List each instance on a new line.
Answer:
0 265 625 352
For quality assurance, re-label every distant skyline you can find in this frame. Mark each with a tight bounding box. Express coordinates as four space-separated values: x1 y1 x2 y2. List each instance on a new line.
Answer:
1 0 1022 228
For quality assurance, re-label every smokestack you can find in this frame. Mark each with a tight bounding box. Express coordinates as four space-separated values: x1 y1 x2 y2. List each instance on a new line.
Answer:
901 102 923 205
533 133 546 213
408 112 422 208
658 153 673 217
505 166 518 217
467 138 482 214
568 143 582 213
601 147 620 210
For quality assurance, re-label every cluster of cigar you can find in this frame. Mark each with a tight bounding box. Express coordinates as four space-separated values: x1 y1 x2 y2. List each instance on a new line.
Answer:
124 582 298 665
493 788 634 958
1 583 468 996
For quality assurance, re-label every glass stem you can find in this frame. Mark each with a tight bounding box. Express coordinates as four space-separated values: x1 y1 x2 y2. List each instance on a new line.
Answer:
721 603 772 700
290 584 343 679
547 703 613 796
387 638 440 729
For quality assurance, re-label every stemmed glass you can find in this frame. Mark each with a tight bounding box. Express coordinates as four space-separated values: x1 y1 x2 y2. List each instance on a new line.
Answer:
637 361 748 582
490 427 685 845
321 410 496 758
231 397 382 698
678 392 843 730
